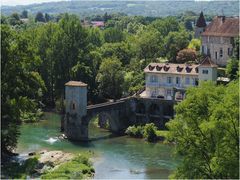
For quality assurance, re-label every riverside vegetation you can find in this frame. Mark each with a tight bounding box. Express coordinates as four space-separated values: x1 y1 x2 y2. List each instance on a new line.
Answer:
125 123 167 142
2 151 94 179
1 10 239 179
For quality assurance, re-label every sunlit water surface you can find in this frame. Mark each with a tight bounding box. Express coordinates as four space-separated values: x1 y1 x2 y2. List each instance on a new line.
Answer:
17 112 179 179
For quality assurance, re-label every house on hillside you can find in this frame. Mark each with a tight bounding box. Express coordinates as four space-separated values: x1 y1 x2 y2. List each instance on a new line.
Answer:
200 16 239 66
141 56 218 101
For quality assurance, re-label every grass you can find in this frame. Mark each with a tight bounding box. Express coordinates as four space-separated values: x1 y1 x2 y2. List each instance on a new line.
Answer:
156 130 169 138
41 154 94 179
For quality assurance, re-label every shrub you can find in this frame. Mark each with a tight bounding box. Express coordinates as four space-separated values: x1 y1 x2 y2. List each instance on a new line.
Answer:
143 123 157 142
125 125 143 138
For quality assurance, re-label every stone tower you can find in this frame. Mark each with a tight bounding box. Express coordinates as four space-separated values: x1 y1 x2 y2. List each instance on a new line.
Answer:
64 81 88 140
198 56 218 82
194 11 207 38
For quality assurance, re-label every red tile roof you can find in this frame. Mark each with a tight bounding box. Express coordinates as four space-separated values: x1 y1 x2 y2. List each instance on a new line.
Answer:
199 56 218 67
196 11 207 28
144 63 199 75
202 16 239 37
65 81 87 87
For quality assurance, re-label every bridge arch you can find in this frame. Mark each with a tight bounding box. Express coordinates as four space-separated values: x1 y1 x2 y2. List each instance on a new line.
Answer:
136 103 146 114
148 103 161 115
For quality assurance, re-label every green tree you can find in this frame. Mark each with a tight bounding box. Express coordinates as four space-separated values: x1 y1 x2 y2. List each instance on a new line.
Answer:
1 25 45 154
35 12 45 22
163 31 190 62
226 37 239 80
166 81 239 179
99 42 133 65
143 123 157 142
45 13 51 22
8 13 22 26
188 38 201 51
96 57 124 99
21 10 28 18
103 27 125 43
135 28 161 63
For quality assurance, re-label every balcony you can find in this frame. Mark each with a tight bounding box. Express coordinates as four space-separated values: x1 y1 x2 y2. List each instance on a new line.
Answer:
146 82 184 88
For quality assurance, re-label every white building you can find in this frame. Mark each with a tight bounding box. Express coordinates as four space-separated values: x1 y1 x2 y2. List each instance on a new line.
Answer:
142 57 218 100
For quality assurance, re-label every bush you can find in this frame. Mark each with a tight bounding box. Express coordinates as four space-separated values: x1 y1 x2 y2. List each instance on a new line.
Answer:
125 123 158 142
143 123 157 142
125 125 144 138
41 154 94 179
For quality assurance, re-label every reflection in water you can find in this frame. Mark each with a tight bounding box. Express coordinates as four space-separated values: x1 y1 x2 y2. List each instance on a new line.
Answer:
17 112 179 179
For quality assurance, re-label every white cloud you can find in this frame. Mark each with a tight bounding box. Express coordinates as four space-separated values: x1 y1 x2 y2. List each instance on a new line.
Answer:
1 0 68 6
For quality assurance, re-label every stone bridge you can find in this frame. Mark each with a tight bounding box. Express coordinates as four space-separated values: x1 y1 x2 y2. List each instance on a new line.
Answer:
63 81 175 141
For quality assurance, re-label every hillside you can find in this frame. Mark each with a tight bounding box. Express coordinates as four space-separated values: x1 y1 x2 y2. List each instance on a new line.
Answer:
2 0 239 17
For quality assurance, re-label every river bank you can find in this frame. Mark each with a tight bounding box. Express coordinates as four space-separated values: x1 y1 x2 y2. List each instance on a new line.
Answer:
2 150 94 179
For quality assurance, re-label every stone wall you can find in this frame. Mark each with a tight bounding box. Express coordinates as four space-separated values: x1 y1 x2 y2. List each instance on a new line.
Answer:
201 36 234 66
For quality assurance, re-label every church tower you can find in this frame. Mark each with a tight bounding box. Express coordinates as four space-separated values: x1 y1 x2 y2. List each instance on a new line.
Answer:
194 11 207 38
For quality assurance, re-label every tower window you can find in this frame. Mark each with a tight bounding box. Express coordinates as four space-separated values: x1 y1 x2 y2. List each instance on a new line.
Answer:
72 103 75 110
215 52 218 59
202 70 208 74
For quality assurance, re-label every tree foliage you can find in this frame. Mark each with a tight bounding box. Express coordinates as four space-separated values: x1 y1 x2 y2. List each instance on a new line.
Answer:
166 81 239 179
96 57 124 99
1 25 45 153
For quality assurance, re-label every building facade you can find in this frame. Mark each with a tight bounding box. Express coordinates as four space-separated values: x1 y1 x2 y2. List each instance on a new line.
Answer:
142 57 218 100
201 16 239 66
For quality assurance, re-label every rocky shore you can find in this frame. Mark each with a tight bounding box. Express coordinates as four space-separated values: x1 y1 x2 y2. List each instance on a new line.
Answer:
1 150 94 179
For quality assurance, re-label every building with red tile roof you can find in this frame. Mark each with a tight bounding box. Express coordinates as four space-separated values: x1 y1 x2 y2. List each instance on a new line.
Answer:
201 16 239 66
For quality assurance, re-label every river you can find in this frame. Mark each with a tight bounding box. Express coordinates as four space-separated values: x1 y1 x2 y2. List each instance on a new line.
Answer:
16 112 179 179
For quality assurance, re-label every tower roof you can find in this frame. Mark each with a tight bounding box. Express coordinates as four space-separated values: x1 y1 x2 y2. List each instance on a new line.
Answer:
196 11 207 28
65 81 87 87
199 56 218 67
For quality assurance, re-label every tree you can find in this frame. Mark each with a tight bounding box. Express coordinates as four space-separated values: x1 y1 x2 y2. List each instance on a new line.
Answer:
166 81 239 179
226 37 239 80
163 31 190 62
226 58 239 80
45 13 51 22
135 28 161 63
188 38 201 51
35 12 45 22
21 10 28 18
150 17 180 37
184 18 193 31
8 13 22 26
103 27 125 43
99 42 133 65
176 48 197 63
1 25 45 154
96 57 124 99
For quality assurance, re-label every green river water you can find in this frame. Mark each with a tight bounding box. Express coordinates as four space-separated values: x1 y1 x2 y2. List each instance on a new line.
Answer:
16 112 179 179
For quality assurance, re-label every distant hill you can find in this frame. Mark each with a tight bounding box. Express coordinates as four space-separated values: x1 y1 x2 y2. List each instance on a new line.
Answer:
2 0 239 17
